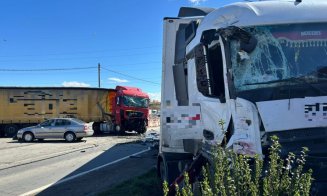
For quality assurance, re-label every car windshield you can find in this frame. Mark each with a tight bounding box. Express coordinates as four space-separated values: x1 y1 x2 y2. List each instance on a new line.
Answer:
230 23 327 92
122 96 149 108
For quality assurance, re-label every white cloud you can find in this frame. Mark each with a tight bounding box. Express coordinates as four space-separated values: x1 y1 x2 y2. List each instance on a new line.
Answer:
188 0 207 5
108 77 129 83
148 92 161 101
62 81 91 87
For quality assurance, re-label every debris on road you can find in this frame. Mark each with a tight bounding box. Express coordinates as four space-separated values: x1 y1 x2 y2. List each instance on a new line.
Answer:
142 130 159 148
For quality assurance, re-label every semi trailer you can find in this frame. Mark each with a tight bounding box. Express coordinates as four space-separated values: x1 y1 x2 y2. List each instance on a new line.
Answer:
0 85 149 137
158 0 327 191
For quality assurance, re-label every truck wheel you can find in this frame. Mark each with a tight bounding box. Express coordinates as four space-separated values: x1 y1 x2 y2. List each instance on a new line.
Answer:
137 122 147 134
159 158 168 182
192 179 202 196
92 122 101 135
23 132 34 142
116 124 125 135
5 124 18 137
158 159 180 185
64 132 76 142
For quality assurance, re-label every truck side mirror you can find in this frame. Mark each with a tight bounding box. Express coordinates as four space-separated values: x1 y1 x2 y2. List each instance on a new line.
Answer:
200 29 218 45
218 26 257 53
116 97 120 106
240 36 257 53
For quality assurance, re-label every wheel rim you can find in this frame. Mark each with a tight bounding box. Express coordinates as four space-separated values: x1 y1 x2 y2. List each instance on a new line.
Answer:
24 133 32 141
66 133 74 141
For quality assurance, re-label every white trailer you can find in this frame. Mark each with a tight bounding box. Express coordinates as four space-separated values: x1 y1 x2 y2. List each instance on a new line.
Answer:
158 0 327 189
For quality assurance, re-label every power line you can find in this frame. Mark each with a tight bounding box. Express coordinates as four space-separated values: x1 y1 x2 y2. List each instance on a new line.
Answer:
101 66 160 85
0 66 96 72
0 65 161 86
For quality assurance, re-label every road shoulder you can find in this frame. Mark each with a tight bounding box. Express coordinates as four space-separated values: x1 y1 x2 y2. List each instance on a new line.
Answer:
35 149 158 196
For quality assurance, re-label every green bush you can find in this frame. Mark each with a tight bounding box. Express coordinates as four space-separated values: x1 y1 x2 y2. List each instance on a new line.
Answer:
163 135 313 196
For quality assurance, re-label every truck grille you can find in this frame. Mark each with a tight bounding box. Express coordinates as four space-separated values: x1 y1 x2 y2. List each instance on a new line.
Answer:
126 111 143 118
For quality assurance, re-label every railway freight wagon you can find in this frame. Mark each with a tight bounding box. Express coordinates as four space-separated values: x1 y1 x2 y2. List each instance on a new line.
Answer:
0 86 149 137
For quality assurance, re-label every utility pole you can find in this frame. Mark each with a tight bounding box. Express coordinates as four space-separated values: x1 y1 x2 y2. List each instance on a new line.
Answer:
98 63 101 88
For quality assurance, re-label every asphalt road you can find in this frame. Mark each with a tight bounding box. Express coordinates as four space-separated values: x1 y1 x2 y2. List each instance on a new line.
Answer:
0 128 159 196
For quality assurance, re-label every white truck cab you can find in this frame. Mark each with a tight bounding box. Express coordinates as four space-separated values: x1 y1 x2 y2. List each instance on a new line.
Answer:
158 0 327 188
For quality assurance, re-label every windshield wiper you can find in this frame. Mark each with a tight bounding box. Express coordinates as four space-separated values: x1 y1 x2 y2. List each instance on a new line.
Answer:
244 76 327 95
293 76 327 95
244 77 297 86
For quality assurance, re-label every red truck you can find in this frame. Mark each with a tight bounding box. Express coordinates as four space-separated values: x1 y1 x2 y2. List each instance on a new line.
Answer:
0 85 149 137
94 86 150 134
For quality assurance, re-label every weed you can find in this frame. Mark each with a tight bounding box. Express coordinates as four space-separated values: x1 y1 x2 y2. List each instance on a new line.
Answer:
165 136 313 196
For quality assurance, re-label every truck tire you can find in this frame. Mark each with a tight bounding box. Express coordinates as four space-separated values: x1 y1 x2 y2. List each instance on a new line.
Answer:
116 124 125 135
4 124 18 137
92 122 101 135
192 179 202 196
158 153 191 185
64 132 76 142
23 132 34 142
137 122 147 134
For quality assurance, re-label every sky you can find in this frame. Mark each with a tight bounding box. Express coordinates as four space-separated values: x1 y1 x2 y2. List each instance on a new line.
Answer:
0 0 238 101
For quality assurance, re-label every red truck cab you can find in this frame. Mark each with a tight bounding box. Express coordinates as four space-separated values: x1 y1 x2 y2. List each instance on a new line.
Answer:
113 86 149 134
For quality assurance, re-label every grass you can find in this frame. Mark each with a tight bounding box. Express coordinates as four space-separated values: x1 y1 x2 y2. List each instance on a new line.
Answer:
99 168 163 196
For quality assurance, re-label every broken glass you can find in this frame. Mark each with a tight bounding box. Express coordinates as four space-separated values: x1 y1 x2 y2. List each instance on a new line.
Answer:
230 23 327 93
122 96 149 108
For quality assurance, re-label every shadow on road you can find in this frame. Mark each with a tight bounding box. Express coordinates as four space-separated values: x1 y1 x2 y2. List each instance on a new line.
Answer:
35 137 157 196
7 131 140 144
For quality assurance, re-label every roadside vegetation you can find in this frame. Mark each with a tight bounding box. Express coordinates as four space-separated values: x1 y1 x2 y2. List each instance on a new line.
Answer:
99 136 313 196
99 168 162 196
164 135 313 196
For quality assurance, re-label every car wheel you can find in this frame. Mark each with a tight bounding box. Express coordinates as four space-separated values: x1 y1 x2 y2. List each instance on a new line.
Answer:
23 132 34 142
64 132 76 142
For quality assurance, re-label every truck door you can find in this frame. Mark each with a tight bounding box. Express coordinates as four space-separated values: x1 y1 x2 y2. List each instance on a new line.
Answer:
187 32 231 146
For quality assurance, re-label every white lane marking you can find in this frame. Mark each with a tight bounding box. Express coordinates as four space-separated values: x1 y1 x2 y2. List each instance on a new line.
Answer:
20 147 151 196
20 184 54 196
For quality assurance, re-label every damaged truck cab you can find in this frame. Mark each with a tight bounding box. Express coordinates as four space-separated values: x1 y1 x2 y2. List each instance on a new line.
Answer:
114 86 149 134
158 0 327 186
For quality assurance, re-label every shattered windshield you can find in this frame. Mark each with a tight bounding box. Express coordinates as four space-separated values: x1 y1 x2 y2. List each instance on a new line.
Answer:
230 23 327 92
122 96 149 108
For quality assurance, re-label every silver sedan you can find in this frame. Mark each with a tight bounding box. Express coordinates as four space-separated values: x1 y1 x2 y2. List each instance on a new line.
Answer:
16 118 94 142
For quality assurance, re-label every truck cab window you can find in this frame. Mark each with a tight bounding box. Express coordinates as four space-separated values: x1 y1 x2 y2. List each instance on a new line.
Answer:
195 42 225 101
